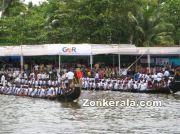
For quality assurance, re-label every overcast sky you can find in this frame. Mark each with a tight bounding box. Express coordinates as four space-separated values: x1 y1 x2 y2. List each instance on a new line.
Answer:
23 0 46 5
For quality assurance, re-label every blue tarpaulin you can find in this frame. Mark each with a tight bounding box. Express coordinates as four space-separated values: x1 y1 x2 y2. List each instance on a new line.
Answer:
169 58 180 66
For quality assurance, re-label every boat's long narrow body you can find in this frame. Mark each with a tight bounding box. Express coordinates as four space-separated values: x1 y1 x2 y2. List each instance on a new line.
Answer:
111 87 172 94
0 86 81 102
83 78 180 94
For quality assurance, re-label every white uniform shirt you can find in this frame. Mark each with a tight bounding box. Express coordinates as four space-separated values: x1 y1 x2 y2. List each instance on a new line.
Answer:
39 80 43 85
66 71 74 80
164 71 170 77
104 82 108 90
92 82 96 89
157 72 163 78
37 73 41 80
114 83 119 89
24 88 29 95
89 82 93 88
24 73 28 79
152 74 158 81
108 83 113 89
34 65 39 71
28 88 33 96
85 81 89 88
48 80 51 86
140 83 147 91
133 83 138 89
35 81 39 86
1 75 5 83
39 89 45 97
47 88 52 96
95 73 99 79
30 72 35 79
13 72 16 78
97 82 101 88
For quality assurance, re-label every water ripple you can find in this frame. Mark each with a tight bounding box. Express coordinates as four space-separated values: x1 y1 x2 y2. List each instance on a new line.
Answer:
0 91 180 134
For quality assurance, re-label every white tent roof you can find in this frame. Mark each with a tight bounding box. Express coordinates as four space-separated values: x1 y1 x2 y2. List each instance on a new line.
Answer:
0 44 179 56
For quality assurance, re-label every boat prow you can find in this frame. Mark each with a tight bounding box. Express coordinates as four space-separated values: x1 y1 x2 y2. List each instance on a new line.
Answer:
169 74 180 93
56 87 81 102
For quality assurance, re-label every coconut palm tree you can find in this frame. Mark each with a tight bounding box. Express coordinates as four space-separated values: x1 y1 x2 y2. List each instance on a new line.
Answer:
128 2 175 46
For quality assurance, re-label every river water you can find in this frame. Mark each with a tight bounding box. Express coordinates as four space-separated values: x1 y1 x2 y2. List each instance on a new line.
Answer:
0 91 180 134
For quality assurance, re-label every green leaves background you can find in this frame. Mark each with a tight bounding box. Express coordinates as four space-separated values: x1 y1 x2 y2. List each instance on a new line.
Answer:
0 0 179 46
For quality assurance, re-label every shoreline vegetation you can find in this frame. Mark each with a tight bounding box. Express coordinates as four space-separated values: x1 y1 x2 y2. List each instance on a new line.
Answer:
0 0 179 46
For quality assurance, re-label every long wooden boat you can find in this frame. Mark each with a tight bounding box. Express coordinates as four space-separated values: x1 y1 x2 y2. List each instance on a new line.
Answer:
84 74 180 94
0 85 81 102
50 86 81 102
53 87 81 102
111 86 178 94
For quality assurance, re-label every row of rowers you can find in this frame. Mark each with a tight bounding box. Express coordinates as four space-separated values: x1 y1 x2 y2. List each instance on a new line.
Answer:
0 71 74 86
81 79 173 90
0 71 61 80
0 85 63 97
0 77 62 87
0 71 75 87
81 77 174 90
82 71 172 82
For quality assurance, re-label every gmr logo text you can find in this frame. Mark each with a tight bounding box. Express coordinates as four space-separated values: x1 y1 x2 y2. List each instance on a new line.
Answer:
62 47 76 53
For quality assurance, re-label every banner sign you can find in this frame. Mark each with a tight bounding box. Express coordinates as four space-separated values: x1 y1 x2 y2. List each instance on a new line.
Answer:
59 45 91 55
169 58 180 66
156 58 169 65
140 58 155 63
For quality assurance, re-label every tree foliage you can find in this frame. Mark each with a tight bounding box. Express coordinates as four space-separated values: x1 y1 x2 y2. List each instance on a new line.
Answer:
0 0 179 46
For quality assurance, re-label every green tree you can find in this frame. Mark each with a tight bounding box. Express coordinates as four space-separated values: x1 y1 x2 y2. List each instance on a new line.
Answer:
128 0 175 46
0 0 179 46
162 0 180 45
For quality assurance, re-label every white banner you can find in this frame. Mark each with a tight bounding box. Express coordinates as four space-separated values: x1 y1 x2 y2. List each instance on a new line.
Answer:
0 48 5 56
22 44 92 56
3 46 21 56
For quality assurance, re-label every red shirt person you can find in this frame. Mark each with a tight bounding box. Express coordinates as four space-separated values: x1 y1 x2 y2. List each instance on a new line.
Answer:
76 68 83 84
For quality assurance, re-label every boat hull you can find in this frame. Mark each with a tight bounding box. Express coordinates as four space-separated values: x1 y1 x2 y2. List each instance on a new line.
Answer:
111 87 171 94
82 80 180 94
0 86 81 102
56 87 81 102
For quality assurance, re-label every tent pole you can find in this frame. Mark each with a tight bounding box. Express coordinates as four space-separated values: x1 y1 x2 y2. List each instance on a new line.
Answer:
20 55 23 73
147 54 151 74
113 54 115 69
90 54 93 70
20 45 23 73
135 55 137 72
118 54 121 75
59 54 61 73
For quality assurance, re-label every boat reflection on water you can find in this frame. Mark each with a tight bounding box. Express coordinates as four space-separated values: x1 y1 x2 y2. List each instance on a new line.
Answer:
60 101 81 109
171 93 180 100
